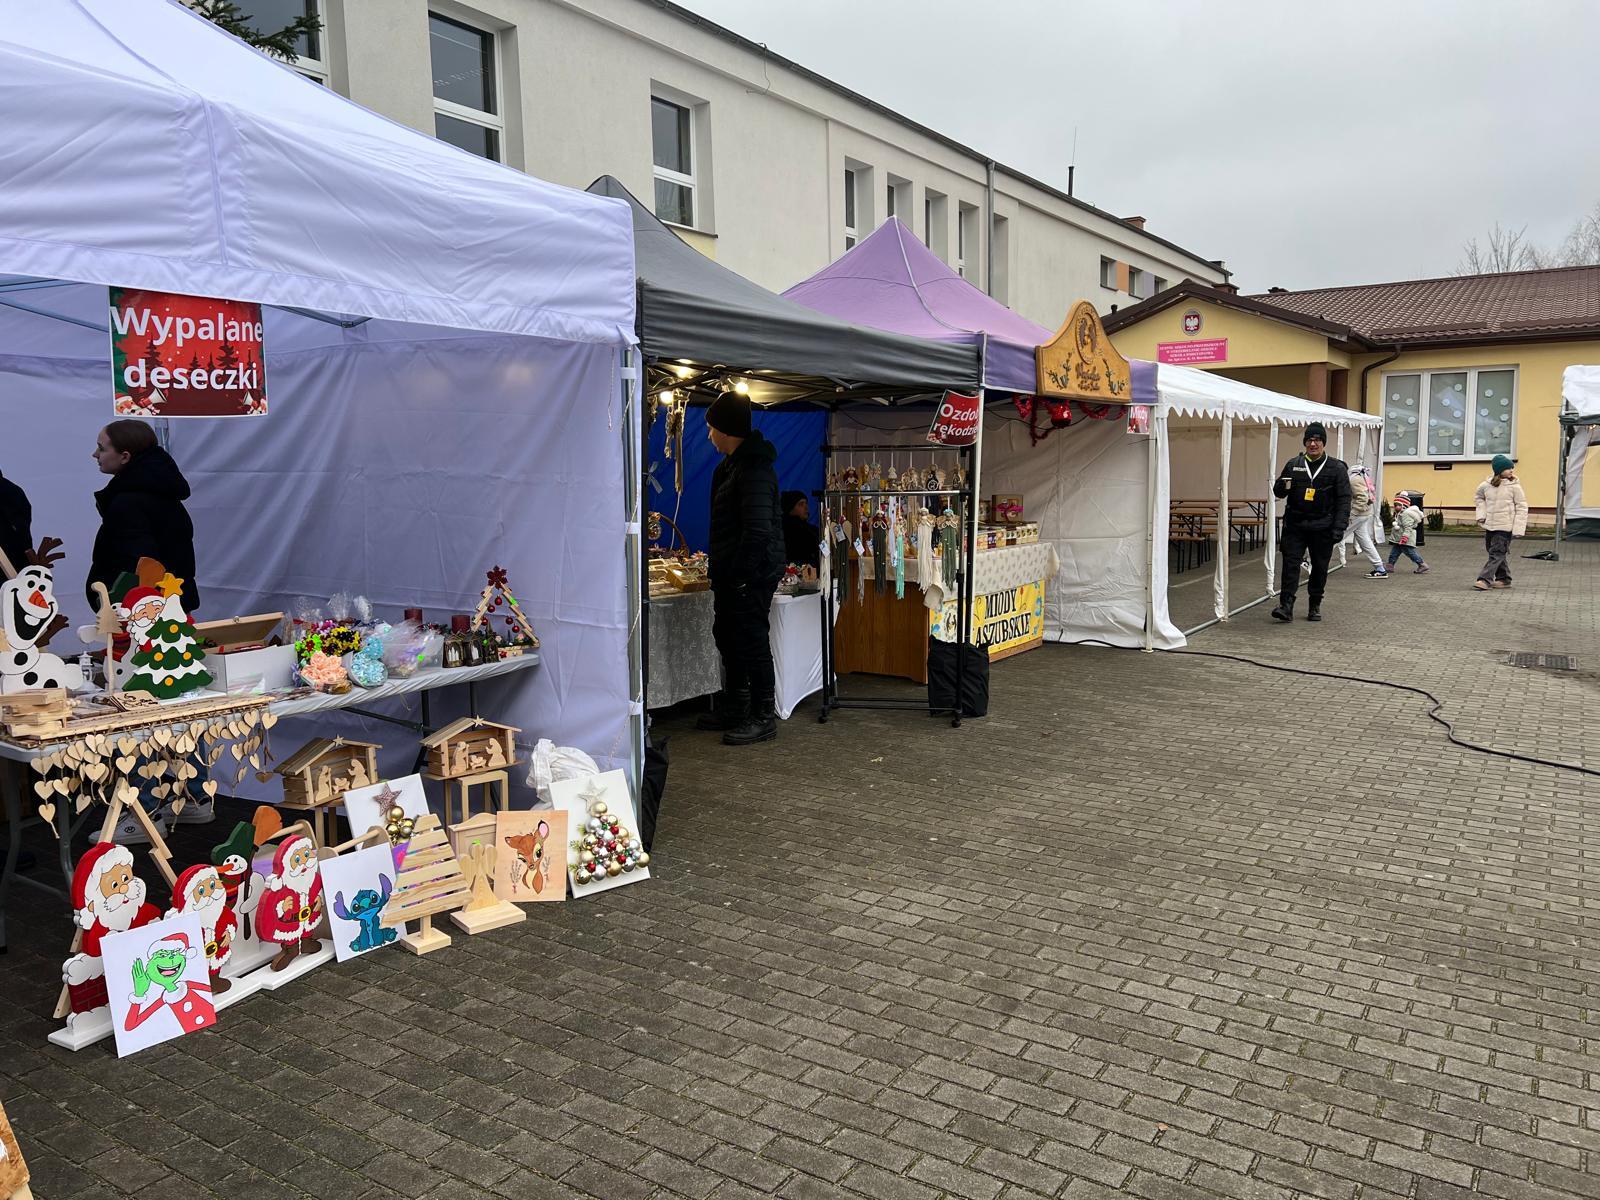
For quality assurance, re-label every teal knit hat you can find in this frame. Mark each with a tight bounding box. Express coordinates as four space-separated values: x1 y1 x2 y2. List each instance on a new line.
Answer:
1492 454 1516 476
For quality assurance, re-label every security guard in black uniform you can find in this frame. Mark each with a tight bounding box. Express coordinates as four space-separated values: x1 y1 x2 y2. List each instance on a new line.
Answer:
1271 422 1351 623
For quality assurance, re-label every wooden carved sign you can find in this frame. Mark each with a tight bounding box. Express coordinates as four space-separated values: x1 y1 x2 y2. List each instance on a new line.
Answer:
1036 300 1132 403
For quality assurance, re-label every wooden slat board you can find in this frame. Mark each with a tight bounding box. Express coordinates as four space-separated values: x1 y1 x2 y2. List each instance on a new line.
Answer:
381 816 471 927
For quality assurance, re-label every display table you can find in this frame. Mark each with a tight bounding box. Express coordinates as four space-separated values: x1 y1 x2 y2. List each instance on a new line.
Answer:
836 542 1057 683
0 655 540 950
647 591 822 719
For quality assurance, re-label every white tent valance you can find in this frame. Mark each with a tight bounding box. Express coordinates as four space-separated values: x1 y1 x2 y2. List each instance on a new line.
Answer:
1157 363 1383 429
1561 365 1600 423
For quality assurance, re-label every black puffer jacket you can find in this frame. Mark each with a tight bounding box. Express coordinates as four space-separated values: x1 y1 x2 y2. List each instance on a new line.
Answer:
0 470 31 576
1273 452 1352 537
707 432 785 586
88 448 200 613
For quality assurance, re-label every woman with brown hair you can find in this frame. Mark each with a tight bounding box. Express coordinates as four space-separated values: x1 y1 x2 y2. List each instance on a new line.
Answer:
87 419 199 614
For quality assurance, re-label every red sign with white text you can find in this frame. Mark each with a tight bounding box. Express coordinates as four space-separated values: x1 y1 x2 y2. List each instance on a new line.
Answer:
926 391 981 446
1157 338 1228 365
110 289 268 417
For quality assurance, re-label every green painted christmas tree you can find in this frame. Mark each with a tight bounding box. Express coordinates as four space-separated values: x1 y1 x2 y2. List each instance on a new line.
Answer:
124 590 212 699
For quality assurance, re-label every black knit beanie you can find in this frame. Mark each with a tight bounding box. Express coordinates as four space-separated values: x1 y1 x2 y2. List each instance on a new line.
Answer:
706 392 752 438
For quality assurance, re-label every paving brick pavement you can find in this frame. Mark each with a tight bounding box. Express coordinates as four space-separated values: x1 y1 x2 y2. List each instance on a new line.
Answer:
0 534 1596 1199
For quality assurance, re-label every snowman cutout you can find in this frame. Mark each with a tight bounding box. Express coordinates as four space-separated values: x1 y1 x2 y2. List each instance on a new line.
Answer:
0 542 84 693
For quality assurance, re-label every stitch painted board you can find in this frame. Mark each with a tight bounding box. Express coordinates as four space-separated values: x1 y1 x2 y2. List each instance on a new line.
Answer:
494 809 568 903
321 843 399 962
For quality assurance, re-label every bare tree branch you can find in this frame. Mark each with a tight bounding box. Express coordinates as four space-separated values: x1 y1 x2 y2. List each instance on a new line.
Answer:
1453 223 1547 275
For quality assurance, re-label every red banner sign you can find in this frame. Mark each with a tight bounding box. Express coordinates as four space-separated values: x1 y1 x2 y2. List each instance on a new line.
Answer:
926 391 981 446
111 289 268 417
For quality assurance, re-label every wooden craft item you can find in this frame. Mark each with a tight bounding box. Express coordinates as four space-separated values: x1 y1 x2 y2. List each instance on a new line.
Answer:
380 814 472 955
0 1095 31 1199
448 813 525 935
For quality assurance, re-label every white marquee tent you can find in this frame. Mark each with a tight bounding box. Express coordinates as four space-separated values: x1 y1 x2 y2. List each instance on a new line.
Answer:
1558 366 1600 542
0 0 643 779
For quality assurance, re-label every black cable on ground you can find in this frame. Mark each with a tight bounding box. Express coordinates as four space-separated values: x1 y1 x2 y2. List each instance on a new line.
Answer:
1057 639 1600 780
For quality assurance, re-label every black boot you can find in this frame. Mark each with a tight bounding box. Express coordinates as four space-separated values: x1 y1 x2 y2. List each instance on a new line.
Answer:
1270 604 1293 622
723 699 777 746
1306 604 1322 622
696 688 750 731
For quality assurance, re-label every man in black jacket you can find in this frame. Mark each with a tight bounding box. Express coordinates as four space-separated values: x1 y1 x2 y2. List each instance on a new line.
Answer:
699 393 785 745
0 468 31 578
1271 421 1351 623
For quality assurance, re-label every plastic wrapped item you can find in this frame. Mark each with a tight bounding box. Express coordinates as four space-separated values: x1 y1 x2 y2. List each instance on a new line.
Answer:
525 738 600 805
350 623 389 687
382 618 433 677
298 649 350 694
327 592 373 625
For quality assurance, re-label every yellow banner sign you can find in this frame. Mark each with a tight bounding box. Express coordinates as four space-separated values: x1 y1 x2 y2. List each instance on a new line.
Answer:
931 580 1045 658
1036 300 1132 403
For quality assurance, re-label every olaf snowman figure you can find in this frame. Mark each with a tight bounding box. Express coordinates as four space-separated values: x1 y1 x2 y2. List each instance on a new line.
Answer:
0 539 85 693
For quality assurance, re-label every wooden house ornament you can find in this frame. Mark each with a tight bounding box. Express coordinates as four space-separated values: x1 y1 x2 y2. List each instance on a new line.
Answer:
421 717 516 780
275 737 381 844
381 813 471 954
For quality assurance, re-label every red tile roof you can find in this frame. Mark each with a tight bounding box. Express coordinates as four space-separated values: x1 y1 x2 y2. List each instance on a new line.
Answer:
1247 265 1600 344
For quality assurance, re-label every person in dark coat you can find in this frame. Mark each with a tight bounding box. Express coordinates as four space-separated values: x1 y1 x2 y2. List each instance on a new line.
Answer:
699 393 785 745
780 490 821 570
1270 421 1350 623
88 420 200 614
0 468 32 578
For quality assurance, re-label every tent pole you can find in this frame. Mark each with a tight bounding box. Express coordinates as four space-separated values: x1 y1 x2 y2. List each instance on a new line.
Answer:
1265 420 1279 601
1336 426 1347 567
1144 410 1160 652
623 347 645 795
1555 420 1570 547
1215 415 1232 621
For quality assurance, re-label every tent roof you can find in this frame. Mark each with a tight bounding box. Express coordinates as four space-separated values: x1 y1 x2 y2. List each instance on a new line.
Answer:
783 218 1049 393
0 0 634 346
585 177 979 399
1562 366 1600 423
1157 363 1383 428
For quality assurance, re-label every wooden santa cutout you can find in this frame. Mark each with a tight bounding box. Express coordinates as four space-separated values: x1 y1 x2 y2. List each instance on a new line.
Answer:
380 814 471 954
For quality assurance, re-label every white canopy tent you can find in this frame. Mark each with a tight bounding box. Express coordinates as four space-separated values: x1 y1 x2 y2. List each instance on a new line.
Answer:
0 1 643 781
1558 366 1600 542
982 363 1383 649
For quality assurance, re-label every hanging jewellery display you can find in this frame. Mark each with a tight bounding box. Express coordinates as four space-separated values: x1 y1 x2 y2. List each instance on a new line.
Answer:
938 505 960 592
893 499 907 600
871 501 890 594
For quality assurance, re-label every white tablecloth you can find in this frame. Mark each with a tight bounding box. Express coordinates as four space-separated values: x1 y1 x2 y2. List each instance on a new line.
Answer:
647 590 822 720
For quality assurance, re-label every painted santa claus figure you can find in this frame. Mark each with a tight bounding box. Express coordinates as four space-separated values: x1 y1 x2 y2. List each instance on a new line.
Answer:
254 834 323 970
107 585 166 688
61 843 160 1025
167 864 237 994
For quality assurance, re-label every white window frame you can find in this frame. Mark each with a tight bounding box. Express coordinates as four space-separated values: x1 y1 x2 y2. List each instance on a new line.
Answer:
886 181 896 220
430 10 504 163
1128 266 1147 300
651 95 697 229
1100 256 1117 290
843 167 858 251
288 0 329 84
1153 275 1168 294
1380 366 1519 463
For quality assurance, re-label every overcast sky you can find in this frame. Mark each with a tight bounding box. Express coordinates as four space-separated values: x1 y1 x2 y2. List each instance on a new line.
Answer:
680 0 1600 293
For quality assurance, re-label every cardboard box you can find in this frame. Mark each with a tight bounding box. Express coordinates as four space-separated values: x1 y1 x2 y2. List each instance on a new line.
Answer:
991 494 1024 523
194 613 296 693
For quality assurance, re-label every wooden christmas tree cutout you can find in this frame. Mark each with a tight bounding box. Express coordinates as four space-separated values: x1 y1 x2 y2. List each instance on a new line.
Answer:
472 565 539 653
448 813 525 935
380 813 471 955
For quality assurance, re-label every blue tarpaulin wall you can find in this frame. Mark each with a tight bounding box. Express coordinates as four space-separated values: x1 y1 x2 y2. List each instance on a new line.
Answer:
648 406 827 554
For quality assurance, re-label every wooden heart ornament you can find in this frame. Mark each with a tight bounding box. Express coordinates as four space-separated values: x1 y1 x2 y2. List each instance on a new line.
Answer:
33 779 53 800
170 798 187 816
81 762 108 785
115 755 137 774
202 780 219 799
37 802 56 824
113 783 140 808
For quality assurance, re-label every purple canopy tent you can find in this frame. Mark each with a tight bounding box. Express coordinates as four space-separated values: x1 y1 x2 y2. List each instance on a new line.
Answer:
783 217 1156 403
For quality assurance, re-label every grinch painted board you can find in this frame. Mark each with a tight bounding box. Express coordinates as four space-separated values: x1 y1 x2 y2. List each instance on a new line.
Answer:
322 844 400 962
495 809 567 903
99 912 218 1057
550 771 650 899
343 774 429 841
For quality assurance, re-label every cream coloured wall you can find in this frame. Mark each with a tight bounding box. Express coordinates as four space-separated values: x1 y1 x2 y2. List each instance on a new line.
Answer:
318 0 1227 315
1352 340 1600 512
1109 299 1344 371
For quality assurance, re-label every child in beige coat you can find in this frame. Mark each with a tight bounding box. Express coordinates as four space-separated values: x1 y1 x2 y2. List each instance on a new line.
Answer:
1473 454 1528 590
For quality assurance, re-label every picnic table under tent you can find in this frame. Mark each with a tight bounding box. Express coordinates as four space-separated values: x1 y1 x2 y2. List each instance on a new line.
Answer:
0 0 643 790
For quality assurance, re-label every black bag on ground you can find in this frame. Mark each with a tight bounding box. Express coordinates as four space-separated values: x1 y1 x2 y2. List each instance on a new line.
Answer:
926 638 989 718
638 732 669 852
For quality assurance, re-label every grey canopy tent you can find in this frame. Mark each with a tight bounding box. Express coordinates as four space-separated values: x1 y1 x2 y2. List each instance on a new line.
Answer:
585 177 981 399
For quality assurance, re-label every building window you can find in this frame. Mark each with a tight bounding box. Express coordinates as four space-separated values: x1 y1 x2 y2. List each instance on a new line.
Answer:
957 204 979 280
843 168 858 250
248 0 326 81
1381 368 1516 460
430 13 501 161
991 214 1010 303
1100 256 1117 290
650 97 696 226
886 183 896 219
1153 276 1168 294
1128 267 1147 299
956 211 966 277
924 190 948 258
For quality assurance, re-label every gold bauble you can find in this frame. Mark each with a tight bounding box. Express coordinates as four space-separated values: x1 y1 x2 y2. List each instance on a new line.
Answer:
593 801 609 816
580 850 595 864
605 862 622 877
637 852 650 867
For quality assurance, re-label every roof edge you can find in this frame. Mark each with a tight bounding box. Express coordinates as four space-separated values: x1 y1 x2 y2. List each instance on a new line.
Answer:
643 0 1229 278
1102 280 1371 347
